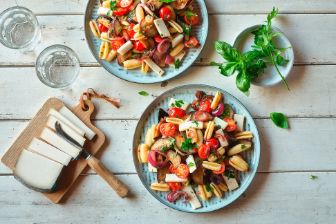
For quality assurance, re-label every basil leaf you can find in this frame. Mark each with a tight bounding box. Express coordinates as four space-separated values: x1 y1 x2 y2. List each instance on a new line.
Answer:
138 91 149 96
236 72 250 93
174 59 182 69
160 0 174 3
219 62 238 77
270 112 289 129
214 41 241 61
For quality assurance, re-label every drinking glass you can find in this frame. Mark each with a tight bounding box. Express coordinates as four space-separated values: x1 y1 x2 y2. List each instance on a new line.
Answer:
35 45 80 89
0 6 40 50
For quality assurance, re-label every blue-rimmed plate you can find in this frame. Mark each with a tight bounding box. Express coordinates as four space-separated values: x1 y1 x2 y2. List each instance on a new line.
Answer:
84 0 208 84
133 84 261 212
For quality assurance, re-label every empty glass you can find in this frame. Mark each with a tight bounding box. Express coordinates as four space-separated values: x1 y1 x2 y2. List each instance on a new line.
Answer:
0 6 40 50
35 45 80 89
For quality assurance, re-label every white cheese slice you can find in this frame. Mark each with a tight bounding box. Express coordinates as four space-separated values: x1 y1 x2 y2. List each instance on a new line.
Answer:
40 128 81 158
27 138 72 166
117 40 133 55
179 121 203 132
165 174 187 182
59 106 96 140
147 163 157 172
144 58 164 76
168 98 189 110
183 186 202 209
186 155 197 173
234 114 245 132
97 7 110 16
215 129 229 147
46 115 86 147
154 18 171 38
214 117 228 129
172 34 184 48
49 108 85 137
223 175 239 191
14 149 63 192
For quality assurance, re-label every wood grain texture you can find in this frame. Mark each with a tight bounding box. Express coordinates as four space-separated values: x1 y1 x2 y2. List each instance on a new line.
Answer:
1 0 336 14
0 14 336 65
0 65 334 120
0 173 335 224
1 118 336 174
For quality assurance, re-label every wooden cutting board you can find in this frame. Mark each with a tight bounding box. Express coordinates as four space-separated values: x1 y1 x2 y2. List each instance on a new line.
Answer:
1 98 105 203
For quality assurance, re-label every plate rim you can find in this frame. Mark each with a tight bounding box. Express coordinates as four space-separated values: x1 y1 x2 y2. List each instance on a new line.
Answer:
84 0 209 84
132 84 261 213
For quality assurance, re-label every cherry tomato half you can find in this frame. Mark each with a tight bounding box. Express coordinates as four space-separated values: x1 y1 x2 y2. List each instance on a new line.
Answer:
185 36 199 48
213 162 225 174
159 6 176 21
98 23 108 32
127 23 135 38
113 7 130 16
184 12 200 26
159 123 178 137
110 37 125 50
168 107 186 118
224 118 237 132
169 164 177 173
175 163 190 179
154 35 164 43
206 138 220 150
168 182 183 191
134 40 146 51
119 0 133 8
198 144 210 159
199 99 212 113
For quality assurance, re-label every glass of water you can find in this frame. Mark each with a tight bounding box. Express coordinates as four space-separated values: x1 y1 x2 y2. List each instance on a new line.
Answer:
0 6 40 50
35 45 80 89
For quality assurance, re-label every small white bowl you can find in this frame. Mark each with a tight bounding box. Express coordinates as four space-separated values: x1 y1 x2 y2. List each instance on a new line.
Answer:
233 25 294 87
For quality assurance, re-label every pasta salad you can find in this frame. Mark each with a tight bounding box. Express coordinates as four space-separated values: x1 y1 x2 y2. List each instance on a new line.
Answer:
89 0 201 76
137 90 254 209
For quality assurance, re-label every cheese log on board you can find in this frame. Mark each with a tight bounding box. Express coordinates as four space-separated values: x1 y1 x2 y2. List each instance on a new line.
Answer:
46 115 86 147
59 106 96 140
183 186 202 209
153 18 170 38
40 128 81 158
49 108 85 137
14 149 64 192
165 174 188 182
234 114 245 132
27 138 72 166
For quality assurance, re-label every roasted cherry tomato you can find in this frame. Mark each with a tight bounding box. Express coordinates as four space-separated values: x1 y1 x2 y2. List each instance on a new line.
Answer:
159 123 178 137
119 0 133 8
159 6 176 21
127 23 135 38
224 118 237 132
134 40 146 51
175 163 190 179
206 138 220 150
169 164 177 173
198 144 210 159
185 36 199 48
113 7 130 16
154 35 164 43
168 107 186 118
199 99 212 113
110 37 125 50
98 23 108 32
184 12 200 25
213 162 225 174
168 182 183 191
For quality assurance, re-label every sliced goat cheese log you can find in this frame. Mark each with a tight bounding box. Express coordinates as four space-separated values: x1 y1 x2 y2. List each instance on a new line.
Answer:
59 106 96 140
186 155 197 173
223 175 239 191
234 114 245 131
97 7 110 16
49 108 85 137
14 149 63 192
179 121 203 132
46 115 86 147
144 58 164 76
27 138 72 166
168 98 189 110
117 40 133 55
40 128 81 158
148 163 157 172
165 174 187 182
183 186 202 209
154 18 170 38
172 34 184 48
214 117 228 129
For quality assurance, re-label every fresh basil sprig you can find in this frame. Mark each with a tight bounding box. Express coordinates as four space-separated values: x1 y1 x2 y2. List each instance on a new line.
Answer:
270 112 289 129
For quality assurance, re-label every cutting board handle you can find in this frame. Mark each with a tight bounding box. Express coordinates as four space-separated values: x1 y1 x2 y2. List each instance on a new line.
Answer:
86 155 129 198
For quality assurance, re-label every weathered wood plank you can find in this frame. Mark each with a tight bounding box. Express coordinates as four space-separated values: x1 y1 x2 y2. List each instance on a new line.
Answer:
1 0 336 15
1 118 336 174
0 172 335 223
0 14 336 65
0 65 335 120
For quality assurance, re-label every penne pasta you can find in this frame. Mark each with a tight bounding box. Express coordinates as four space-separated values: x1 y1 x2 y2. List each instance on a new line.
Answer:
99 41 105 59
105 50 117 62
123 59 142 69
102 41 110 59
89 20 100 37
136 5 145 23
170 42 184 57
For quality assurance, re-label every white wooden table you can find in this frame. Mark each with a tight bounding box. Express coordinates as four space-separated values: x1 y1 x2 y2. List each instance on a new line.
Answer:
1 1 336 223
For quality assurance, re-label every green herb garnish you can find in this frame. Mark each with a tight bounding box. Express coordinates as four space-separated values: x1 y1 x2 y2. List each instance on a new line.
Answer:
160 0 174 3
174 59 182 69
224 170 235 179
181 138 197 152
241 144 246 149
180 22 191 36
192 120 199 127
205 184 212 192
310 175 318 180
185 11 195 19
187 162 195 168
138 91 149 96
270 112 289 129
110 0 117 10
161 146 168 152
171 99 184 108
